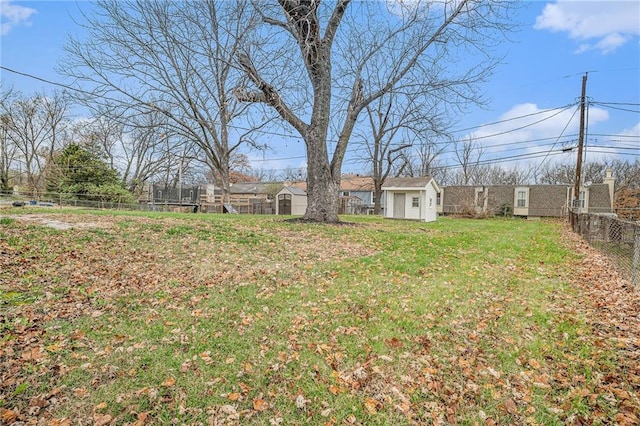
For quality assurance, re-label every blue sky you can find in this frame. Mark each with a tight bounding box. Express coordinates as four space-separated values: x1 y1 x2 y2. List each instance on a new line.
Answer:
1 0 639 176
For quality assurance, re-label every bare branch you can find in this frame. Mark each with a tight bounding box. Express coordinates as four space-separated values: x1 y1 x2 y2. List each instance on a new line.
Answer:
236 52 307 135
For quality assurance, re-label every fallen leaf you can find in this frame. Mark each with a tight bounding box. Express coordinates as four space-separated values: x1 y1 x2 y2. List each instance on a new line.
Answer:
504 398 518 415
364 397 379 414
48 419 72 426
94 414 113 426
199 351 214 364
486 367 501 379
73 387 89 398
329 385 344 395
228 392 241 401
221 405 238 415
132 411 151 426
253 398 268 411
1 409 18 423
295 394 307 409
22 346 46 361
384 337 404 349
161 376 176 387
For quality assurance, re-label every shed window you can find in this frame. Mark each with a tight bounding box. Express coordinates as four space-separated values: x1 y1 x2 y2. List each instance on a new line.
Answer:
436 192 441 206
579 190 586 208
157 190 162 199
412 197 419 208
516 190 527 207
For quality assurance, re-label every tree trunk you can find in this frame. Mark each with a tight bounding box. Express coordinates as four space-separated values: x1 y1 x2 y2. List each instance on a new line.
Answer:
373 180 383 215
304 141 339 221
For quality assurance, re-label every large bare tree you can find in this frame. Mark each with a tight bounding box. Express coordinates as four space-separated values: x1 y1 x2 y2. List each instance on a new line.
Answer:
451 138 485 185
0 88 19 191
63 0 268 200
236 0 516 222
0 91 69 192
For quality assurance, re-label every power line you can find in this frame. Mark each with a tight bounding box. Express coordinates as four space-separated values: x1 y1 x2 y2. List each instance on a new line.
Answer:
590 133 640 138
1 65 121 103
532 104 581 177
2 65 637 176
594 105 640 114
447 104 578 135
2 65 583 144
591 101 640 106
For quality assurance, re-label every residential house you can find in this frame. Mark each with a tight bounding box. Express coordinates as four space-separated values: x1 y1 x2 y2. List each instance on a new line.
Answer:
339 175 375 214
226 182 278 214
285 175 377 215
382 176 440 222
437 169 615 218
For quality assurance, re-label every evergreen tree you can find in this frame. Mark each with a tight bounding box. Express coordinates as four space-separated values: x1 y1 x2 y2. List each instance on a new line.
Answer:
46 143 134 202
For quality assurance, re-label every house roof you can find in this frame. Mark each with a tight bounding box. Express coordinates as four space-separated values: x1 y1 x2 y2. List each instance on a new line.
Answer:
340 175 374 191
284 175 375 192
229 182 277 194
382 176 435 189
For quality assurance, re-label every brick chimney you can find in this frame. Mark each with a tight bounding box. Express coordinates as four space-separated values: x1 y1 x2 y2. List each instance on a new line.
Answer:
603 168 615 209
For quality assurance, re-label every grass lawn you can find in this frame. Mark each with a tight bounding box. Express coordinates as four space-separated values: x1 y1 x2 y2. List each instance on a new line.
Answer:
0 209 638 425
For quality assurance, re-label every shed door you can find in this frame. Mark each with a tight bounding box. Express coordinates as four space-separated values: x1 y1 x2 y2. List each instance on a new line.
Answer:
278 194 291 215
393 193 405 218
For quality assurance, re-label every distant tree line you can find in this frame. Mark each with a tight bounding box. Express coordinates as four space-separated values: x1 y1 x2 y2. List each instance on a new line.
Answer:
1 87 637 211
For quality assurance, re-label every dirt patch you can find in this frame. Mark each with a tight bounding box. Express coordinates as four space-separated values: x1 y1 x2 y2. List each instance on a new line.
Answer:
1 214 110 230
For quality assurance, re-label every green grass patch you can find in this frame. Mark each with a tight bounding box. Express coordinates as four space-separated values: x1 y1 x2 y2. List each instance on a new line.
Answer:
0 217 16 226
0 212 631 425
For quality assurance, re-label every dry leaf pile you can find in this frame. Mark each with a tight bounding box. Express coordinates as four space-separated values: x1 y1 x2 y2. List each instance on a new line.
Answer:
0 213 638 425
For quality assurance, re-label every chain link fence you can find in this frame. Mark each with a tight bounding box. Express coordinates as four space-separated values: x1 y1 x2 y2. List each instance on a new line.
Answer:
569 210 639 286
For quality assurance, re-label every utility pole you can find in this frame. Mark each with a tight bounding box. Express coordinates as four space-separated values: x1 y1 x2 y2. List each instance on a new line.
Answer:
573 73 588 209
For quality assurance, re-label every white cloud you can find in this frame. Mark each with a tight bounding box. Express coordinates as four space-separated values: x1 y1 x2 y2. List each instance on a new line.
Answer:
1 0 37 35
620 122 640 137
534 1 640 54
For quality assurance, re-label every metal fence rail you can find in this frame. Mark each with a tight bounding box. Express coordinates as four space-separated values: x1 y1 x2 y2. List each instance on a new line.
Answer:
569 210 639 286
0 192 275 214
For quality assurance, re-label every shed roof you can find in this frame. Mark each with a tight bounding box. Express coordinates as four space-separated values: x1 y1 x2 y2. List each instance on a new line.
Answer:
382 176 434 189
279 186 307 196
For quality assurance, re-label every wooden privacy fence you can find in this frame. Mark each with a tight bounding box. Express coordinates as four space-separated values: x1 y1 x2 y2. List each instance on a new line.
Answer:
569 210 639 286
